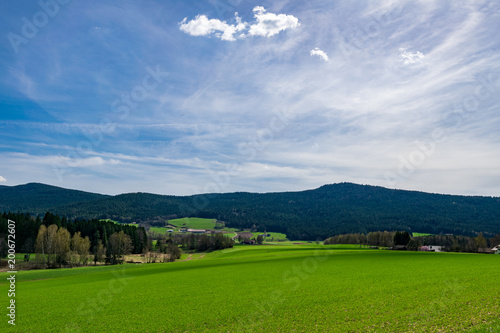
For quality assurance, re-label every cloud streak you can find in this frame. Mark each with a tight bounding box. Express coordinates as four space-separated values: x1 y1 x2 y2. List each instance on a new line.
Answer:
310 47 329 61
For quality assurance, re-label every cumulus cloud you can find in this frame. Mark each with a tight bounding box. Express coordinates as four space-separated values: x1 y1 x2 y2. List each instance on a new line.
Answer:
248 6 300 37
0 176 6 182
179 6 299 41
179 13 246 41
399 48 425 64
310 47 329 61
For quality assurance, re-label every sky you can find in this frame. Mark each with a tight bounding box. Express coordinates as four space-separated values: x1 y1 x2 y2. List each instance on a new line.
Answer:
0 0 499 196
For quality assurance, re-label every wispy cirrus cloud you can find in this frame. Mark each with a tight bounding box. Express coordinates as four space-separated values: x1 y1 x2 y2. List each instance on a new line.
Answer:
399 48 425 64
310 47 329 61
1 0 500 197
179 6 300 41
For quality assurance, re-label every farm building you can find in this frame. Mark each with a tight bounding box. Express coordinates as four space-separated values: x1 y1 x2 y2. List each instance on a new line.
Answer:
428 245 443 252
492 245 500 254
187 229 206 234
419 245 444 252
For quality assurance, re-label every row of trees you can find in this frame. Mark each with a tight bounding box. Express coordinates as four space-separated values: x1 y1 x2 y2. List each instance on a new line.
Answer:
0 212 148 258
175 233 234 252
324 231 397 248
324 231 500 253
35 224 134 268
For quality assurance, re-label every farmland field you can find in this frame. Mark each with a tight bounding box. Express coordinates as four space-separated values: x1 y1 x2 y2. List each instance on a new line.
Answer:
149 226 173 234
265 232 288 240
1 245 500 332
168 217 217 229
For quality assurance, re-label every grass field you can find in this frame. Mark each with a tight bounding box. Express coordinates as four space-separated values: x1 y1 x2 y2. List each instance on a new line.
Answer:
168 217 217 229
264 232 288 240
413 232 434 237
2 245 499 332
149 226 173 234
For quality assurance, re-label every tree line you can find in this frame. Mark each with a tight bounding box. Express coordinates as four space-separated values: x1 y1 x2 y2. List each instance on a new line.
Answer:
0 212 148 267
172 232 234 252
324 230 500 253
35 224 133 267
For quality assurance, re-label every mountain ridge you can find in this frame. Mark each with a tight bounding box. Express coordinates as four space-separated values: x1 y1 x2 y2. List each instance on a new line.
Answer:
1 182 499 240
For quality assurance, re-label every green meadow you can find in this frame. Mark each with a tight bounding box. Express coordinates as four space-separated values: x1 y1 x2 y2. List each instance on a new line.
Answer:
168 217 217 229
2 245 499 332
149 226 173 234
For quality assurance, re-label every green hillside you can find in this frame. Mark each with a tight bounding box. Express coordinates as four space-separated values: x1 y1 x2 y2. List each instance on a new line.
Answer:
0 183 107 214
2 182 500 240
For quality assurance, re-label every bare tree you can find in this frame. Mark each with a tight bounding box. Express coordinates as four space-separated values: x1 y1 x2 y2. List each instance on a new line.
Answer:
71 231 91 266
108 231 133 264
94 240 106 265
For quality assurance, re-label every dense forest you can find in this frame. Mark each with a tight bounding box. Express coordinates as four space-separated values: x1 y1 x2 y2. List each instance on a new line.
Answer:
1 182 500 240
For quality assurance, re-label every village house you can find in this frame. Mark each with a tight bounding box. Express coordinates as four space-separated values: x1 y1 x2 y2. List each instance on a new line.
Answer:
419 245 444 252
428 245 443 252
492 245 500 254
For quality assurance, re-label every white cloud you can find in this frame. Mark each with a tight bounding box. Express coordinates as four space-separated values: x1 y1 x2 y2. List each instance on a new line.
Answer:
310 47 329 61
0 176 6 182
248 6 300 37
179 13 246 41
179 6 299 41
399 48 425 64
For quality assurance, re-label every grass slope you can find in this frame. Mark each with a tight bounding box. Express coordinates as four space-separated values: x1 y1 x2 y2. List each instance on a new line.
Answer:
1 246 499 332
168 217 217 229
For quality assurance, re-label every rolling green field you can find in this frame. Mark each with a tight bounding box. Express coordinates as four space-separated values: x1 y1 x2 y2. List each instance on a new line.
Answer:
2 245 499 332
168 217 217 229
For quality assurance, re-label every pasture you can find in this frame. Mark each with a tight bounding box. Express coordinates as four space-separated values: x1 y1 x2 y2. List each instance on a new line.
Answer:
1 245 499 332
168 217 217 229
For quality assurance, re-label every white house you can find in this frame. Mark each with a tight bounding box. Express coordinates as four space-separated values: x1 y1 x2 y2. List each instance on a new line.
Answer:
429 245 443 252
492 245 500 254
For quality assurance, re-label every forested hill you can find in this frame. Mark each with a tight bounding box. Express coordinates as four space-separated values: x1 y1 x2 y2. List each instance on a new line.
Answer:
0 183 109 214
2 182 500 240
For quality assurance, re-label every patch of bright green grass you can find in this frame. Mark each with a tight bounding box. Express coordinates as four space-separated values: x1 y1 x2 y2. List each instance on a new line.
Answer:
264 232 288 240
168 217 216 229
2 246 499 332
413 232 434 237
148 227 174 234
99 219 119 224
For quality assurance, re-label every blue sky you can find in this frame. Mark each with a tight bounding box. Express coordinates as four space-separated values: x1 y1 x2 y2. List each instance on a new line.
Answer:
1 0 499 196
